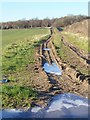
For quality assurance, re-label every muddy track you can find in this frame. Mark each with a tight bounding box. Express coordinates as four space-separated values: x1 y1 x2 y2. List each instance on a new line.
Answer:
38 28 88 98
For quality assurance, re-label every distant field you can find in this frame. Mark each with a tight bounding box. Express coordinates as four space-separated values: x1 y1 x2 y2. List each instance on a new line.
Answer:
1 28 50 108
2 28 50 48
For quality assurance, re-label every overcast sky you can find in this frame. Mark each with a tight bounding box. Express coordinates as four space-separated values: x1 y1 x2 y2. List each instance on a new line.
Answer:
1 2 88 22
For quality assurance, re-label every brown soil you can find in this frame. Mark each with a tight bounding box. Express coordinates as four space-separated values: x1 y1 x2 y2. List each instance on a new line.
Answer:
30 29 89 107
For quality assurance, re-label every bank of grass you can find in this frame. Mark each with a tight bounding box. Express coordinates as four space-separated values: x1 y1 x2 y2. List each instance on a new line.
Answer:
52 28 88 75
2 28 50 108
61 32 88 54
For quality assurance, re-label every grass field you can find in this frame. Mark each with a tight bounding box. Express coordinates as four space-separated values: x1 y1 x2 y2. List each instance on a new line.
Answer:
2 28 50 48
1 28 50 108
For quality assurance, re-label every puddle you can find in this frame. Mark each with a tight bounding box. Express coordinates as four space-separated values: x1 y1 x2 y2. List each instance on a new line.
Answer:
43 62 62 75
0 79 9 83
1 93 89 118
43 48 51 51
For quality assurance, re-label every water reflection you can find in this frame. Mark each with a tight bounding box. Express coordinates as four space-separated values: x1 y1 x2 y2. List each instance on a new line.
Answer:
43 62 62 75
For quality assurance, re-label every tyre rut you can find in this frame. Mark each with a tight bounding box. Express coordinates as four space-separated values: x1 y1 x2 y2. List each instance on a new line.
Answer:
38 28 88 98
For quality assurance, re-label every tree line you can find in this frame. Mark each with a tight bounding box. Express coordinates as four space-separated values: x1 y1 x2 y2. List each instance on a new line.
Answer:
1 15 89 29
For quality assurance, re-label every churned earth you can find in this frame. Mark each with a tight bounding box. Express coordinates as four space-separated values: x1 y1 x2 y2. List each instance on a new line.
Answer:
30 28 89 107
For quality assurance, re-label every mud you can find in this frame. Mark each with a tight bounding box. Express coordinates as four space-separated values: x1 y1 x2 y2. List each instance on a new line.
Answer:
32 28 89 107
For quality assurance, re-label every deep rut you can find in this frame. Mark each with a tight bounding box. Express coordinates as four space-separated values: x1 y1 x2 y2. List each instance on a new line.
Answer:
38 28 88 98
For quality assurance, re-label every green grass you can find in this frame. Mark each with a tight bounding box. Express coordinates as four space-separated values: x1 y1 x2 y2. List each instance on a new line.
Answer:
52 29 68 62
2 85 37 108
52 28 88 75
61 32 88 54
2 28 49 48
1 28 50 108
2 41 35 75
2 28 50 75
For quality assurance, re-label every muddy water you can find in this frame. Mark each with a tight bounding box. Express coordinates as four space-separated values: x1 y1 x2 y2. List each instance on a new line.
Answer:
43 62 62 75
43 48 62 75
43 48 51 51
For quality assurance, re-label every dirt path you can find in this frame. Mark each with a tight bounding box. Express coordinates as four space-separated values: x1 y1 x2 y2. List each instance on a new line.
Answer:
32 28 89 106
